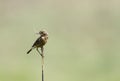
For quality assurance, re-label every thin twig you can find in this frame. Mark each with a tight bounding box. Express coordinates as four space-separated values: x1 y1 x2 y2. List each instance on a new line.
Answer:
41 47 44 81
42 56 44 81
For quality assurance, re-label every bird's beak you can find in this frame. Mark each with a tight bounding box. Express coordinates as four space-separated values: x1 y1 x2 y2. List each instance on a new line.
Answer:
36 33 39 35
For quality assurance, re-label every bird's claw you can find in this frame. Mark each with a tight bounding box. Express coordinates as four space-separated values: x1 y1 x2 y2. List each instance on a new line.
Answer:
40 53 44 58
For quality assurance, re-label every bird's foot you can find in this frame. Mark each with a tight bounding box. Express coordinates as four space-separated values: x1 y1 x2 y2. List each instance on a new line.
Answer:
40 53 44 58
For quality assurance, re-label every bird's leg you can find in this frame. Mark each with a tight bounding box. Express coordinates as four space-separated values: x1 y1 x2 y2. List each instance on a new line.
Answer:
36 48 42 57
41 47 44 57
41 46 44 69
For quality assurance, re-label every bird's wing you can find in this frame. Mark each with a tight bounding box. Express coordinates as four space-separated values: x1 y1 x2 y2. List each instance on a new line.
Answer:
32 37 43 47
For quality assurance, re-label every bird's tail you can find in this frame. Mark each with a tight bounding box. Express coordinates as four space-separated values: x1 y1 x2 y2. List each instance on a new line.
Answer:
27 48 32 54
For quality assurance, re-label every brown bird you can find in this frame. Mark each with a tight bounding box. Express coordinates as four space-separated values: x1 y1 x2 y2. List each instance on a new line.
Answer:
27 30 48 57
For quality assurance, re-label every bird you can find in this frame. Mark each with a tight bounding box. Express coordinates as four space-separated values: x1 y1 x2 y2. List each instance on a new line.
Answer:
27 30 48 57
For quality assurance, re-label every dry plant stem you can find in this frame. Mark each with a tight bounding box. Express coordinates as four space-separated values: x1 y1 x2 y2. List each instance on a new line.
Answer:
41 47 44 81
42 56 44 81
36 47 44 81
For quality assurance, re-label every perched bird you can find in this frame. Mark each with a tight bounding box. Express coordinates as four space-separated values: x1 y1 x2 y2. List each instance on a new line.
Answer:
27 30 48 57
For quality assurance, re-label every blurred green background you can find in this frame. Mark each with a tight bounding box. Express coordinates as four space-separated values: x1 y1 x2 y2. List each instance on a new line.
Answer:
0 0 120 81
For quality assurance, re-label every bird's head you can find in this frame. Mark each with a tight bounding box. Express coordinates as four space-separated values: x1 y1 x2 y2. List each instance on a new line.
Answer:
37 29 48 36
